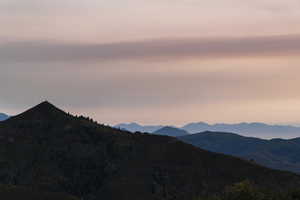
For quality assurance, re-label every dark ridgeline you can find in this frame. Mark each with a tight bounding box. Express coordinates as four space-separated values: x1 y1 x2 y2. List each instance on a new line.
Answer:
0 101 300 200
179 131 300 174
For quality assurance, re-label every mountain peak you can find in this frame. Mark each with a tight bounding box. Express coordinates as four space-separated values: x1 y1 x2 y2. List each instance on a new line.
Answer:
33 101 58 110
9 101 68 122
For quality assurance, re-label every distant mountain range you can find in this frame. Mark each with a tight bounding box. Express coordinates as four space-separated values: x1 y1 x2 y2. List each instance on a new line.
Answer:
1 102 299 199
182 122 300 138
115 122 163 133
115 122 300 138
179 131 300 174
153 126 189 137
0 113 9 121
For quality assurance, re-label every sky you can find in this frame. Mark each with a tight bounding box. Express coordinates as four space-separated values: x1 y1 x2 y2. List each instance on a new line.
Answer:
1 0 300 126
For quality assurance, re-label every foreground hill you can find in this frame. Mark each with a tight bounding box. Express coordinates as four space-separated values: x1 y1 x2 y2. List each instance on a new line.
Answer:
153 126 189 137
179 131 300 174
0 113 9 121
0 102 300 200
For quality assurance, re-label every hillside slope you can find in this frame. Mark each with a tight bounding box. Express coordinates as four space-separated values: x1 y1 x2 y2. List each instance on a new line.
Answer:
179 131 300 174
0 102 300 200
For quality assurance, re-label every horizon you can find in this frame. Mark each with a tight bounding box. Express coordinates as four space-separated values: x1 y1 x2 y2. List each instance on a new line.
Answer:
115 121 300 128
2 101 300 129
0 100 300 128
2 101 300 140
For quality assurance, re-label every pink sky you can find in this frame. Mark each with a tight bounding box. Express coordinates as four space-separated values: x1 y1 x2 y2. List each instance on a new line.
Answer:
1 0 300 126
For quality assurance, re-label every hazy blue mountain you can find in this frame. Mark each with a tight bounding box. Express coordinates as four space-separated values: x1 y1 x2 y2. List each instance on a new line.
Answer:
182 122 300 138
153 126 189 137
114 122 163 133
179 131 300 174
0 113 9 121
115 122 300 138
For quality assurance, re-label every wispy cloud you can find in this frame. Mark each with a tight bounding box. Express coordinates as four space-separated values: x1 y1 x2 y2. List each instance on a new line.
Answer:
1 35 300 63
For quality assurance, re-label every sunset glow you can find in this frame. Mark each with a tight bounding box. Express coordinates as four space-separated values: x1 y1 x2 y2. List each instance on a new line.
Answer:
1 0 300 126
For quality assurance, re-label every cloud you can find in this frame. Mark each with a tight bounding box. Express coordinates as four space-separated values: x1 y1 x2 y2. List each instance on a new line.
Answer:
1 35 300 63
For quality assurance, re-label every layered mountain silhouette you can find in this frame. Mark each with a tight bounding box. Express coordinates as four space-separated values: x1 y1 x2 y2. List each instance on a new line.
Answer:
179 131 300 174
0 113 9 121
116 122 300 138
182 122 300 138
1 102 300 200
153 126 189 137
115 122 163 133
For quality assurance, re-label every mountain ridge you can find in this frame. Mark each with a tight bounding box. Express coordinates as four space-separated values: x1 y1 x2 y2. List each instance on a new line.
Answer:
115 122 300 138
179 131 300 174
115 122 163 133
182 122 300 138
1 102 300 200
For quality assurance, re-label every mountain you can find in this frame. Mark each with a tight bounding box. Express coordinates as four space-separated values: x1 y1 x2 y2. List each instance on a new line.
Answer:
114 122 163 133
179 131 300 174
1 102 300 200
153 126 189 137
0 113 9 121
182 122 300 138
116 121 300 138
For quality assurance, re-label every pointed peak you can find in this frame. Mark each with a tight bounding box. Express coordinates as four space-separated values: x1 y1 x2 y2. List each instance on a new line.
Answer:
27 101 63 113
34 101 58 110
40 100 52 105
10 101 68 122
